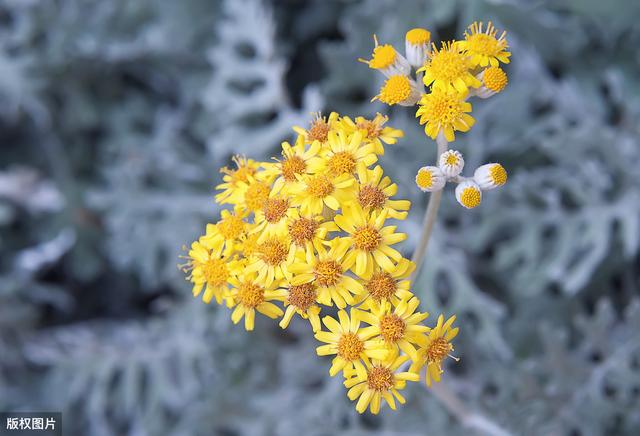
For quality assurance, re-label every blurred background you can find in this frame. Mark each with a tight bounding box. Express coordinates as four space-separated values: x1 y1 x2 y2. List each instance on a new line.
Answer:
1 0 640 435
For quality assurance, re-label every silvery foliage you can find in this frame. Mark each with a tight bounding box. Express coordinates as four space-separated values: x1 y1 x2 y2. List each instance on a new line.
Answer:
1 0 639 435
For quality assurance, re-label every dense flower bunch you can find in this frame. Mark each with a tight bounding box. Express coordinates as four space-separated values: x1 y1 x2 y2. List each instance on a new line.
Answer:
181 113 458 414
361 22 510 207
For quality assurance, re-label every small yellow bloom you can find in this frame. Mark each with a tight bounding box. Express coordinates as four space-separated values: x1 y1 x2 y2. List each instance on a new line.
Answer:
291 173 355 215
286 208 336 259
372 75 421 106
405 27 431 68
340 113 404 155
359 35 411 77
215 156 260 205
293 112 340 144
357 296 429 361
411 314 459 386
356 164 411 220
334 205 407 279
252 193 295 241
279 282 322 332
228 271 286 331
310 130 378 176
416 88 475 142
200 209 247 256
360 258 415 306
420 41 480 93
315 309 389 377
457 21 510 67
245 234 294 287
181 239 236 306
344 355 420 414
289 239 364 308
455 180 482 209
268 134 324 195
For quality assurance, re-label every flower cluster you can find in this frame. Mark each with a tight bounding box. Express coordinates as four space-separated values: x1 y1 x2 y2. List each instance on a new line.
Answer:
180 112 458 414
362 22 510 205
416 149 507 208
363 22 510 142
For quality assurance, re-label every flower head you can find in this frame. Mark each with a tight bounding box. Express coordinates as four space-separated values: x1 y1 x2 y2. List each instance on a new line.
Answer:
411 314 459 386
416 88 475 142
438 150 465 178
340 113 404 155
373 75 421 107
455 180 482 209
279 282 322 332
357 164 411 220
228 271 287 331
474 163 508 190
420 41 480 93
359 35 411 77
181 239 237 306
293 112 340 144
457 21 510 67
344 355 419 414
405 27 431 68
415 166 446 192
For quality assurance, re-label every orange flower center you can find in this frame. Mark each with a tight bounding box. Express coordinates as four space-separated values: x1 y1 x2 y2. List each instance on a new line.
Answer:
313 260 342 287
379 314 405 343
287 283 316 311
263 198 289 223
353 226 381 252
367 366 394 391
237 282 264 308
289 217 318 246
365 271 397 300
337 333 364 361
426 337 453 363
306 175 334 198
259 238 288 266
358 184 387 209
328 151 356 175
308 117 330 142
281 155 306 181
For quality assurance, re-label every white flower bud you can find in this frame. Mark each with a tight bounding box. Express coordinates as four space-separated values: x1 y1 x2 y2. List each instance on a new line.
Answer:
455 180 482 209
474 163 508 190
405 28 431 68
438 150 465 178
415 166 446 192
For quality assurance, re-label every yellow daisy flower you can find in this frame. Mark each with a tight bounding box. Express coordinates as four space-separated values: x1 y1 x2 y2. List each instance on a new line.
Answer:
245 234 294 287
279 282 322 332
201 209 247 256
360 258 415 307
344 354 420 414
181 239 236 306
315 309 389 376
340 113 404 155
291 173 355 215
411 314 459 387
419 41 480 93
293 112 340 144
356 164 411 220
416 88 475 142
289 239 364 308
309 130 379 177
372 74 421 106
357 297 429 361
457 21 510 67
215 155 261 205
334 205 407 279
269 134 324 195
287 209 337 259
252 193 295 241
228 271 286 331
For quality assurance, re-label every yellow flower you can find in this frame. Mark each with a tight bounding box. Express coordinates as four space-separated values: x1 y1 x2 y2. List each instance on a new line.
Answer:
289 239 364 308
181 239 236 306
293 112 340 144
200 209 247 256
356 164 411 220
334 205 406 279
215 155 261 205
252 193 295 241
228 271 286 331
457 21 510 67
372 75 421 106
419 41 480 93
340 113 404 155
416 88 475 142
279 282 322 332
310 130 379 177
344 355 419 414
405 27 431 68
357 297 429 361
315 309 389 376
245 234 294 287
455 180 482 209
291 173 355 215
236 176 272 214
358 35 411 77
360 258 415 306
287 208 337 259
269 134 324 195
411 314 459 386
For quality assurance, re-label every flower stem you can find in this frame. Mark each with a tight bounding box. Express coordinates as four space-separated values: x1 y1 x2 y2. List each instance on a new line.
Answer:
410 133 448 280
